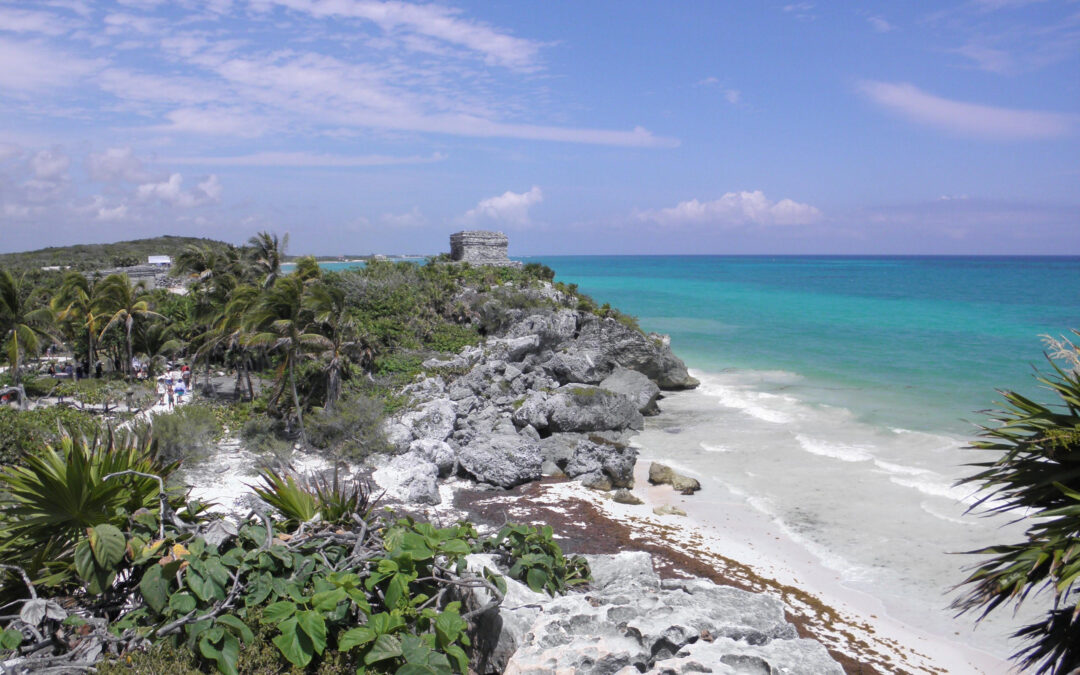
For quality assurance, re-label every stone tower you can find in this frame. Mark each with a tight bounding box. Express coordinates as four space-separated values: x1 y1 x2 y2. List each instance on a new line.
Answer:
448 230 520 267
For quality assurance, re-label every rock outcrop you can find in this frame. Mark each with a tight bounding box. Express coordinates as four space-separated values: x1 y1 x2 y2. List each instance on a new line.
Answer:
372 280 697 500
466 552 843 675
649 462 702 495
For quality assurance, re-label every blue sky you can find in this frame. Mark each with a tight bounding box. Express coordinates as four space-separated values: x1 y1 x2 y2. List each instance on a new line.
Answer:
0 0 1077 255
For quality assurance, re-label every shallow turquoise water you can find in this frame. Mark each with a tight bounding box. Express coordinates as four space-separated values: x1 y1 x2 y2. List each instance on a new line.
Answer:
531 256 1080 435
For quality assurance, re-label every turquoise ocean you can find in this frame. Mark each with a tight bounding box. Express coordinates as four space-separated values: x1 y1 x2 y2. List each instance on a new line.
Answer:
525 255 1080 658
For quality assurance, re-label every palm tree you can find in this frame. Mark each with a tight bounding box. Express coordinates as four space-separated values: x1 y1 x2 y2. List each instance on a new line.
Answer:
248 231 289 289
133 322 183 378
246 274 321 440
305 283 368 412
196 284 261 401
0 269 57 387
954 331 1080 674
97 274 162 379
175 244 242 393
53 273 110 376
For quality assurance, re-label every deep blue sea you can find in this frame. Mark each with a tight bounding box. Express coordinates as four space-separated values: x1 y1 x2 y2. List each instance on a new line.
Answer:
526 255 1080 657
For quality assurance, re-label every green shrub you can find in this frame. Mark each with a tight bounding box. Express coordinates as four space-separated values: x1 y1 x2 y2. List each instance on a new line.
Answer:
306 395 390 460
144 404 220 464
240 416 292 460
423 323 480 354
0 406 101 465
482 523 590 596
252 467 372 529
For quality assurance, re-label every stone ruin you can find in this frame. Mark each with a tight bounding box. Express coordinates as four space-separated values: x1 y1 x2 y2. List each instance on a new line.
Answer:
449 230 521 267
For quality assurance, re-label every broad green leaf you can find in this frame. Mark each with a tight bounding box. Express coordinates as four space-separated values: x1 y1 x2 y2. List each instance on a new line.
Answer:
272 617 314 668
434 611 466 648
525 567 548 594
0 629 23 650
364 634 403 664
312 587 348 612
218 633 240 675
204 558 231 587
169 591 197 614
260 601 297 624
73 540 95 583
385 574 408 610
338 626 376 651
438 539 470 556
215 614 255 644
296 610 327 655
444 644 468 674
88 524 126 569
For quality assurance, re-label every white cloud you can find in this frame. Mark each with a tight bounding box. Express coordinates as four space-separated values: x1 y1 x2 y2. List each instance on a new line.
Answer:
267 0 544 71
867 16 895 33
160 151 447 167
82 195 129 222
0 144 21 162
30 149 70 180
87 147 150 183
156 107 272 137
859 80 1075 140
952 44 1014 74
461 186 543 228
0 7 74 36
637 191 823 227
103 13 163 36
0 38 103 92
136 173 222 207
724 89 741 105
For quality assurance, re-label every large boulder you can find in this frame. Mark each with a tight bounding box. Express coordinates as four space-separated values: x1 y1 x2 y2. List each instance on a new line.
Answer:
371 453 441 505
487 335 542 362
543 385 643 434
600 367 661 416
394 398 457 446
563 438 638 489
504 310 578 348
539 350 606 385
457 434 543 488
574 316 699 391
648 462 701 495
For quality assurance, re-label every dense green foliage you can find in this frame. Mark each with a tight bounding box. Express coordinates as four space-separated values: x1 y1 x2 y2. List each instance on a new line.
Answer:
0 406 101 465
0 235 232 272
0 424 591 674
955 332 1080 674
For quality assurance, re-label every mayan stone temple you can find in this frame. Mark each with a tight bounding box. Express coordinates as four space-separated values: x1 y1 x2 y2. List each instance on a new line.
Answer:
449 230 521 267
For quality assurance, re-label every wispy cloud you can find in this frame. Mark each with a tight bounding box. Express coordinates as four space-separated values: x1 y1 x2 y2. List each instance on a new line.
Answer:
867 16 895 33
636 191 823 227
859 80 1074 140
159 151 448 167
461 186 543 228
0 38 103 92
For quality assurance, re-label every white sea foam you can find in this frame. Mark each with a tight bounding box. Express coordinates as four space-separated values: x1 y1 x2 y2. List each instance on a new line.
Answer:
697 381 795 424
795 434 873 463
699 441 733 453
889 475 980 506
920 501 976 526
872 459 933 476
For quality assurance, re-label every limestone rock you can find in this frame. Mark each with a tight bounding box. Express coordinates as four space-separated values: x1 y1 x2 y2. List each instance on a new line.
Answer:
397 398 457 444
457 434 542 488
574 315 699 391
600 367 661 416
612 489 643 505
407 438 456 477
648 462 701 495
371 452 440 505
543 385 643 434
653 504 687 517
563 438 637 489
492 553 842 675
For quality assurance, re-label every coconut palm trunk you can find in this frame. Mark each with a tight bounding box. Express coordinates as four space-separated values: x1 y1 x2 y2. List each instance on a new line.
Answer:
288 353 304 439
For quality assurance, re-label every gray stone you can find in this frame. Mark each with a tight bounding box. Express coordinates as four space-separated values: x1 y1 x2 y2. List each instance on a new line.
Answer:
457 434 542 488
612 489 643 505
511 391 549 430
600 367 661 416
399 398 457 443
492 553 841 675
541 350 606 385
574 315 700 391
449 230 520 267
543 385 644 434
407 438 456 477
563 438 638 489
488 335 541 362
648 462 701 495
652 504 686 517
371 452 441 505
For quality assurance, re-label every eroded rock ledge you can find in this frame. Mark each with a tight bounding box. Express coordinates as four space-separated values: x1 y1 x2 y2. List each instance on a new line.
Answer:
465 552 843 675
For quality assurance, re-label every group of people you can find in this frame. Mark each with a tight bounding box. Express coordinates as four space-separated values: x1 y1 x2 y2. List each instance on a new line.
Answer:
156 365 192 409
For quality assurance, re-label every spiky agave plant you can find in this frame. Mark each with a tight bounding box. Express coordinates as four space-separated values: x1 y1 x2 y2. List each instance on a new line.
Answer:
954 332 1080 674
0 425 181 590
251 465 372 530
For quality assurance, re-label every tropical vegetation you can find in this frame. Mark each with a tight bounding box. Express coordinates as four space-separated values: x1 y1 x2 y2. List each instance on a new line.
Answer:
955 331 1080 674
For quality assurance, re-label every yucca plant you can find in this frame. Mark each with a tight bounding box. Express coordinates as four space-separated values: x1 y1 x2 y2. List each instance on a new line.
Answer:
251 466 372 530
0 426 181 590
954 332 1080 674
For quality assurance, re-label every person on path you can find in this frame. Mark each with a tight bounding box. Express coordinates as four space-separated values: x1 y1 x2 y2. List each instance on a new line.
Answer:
167 385 175 409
